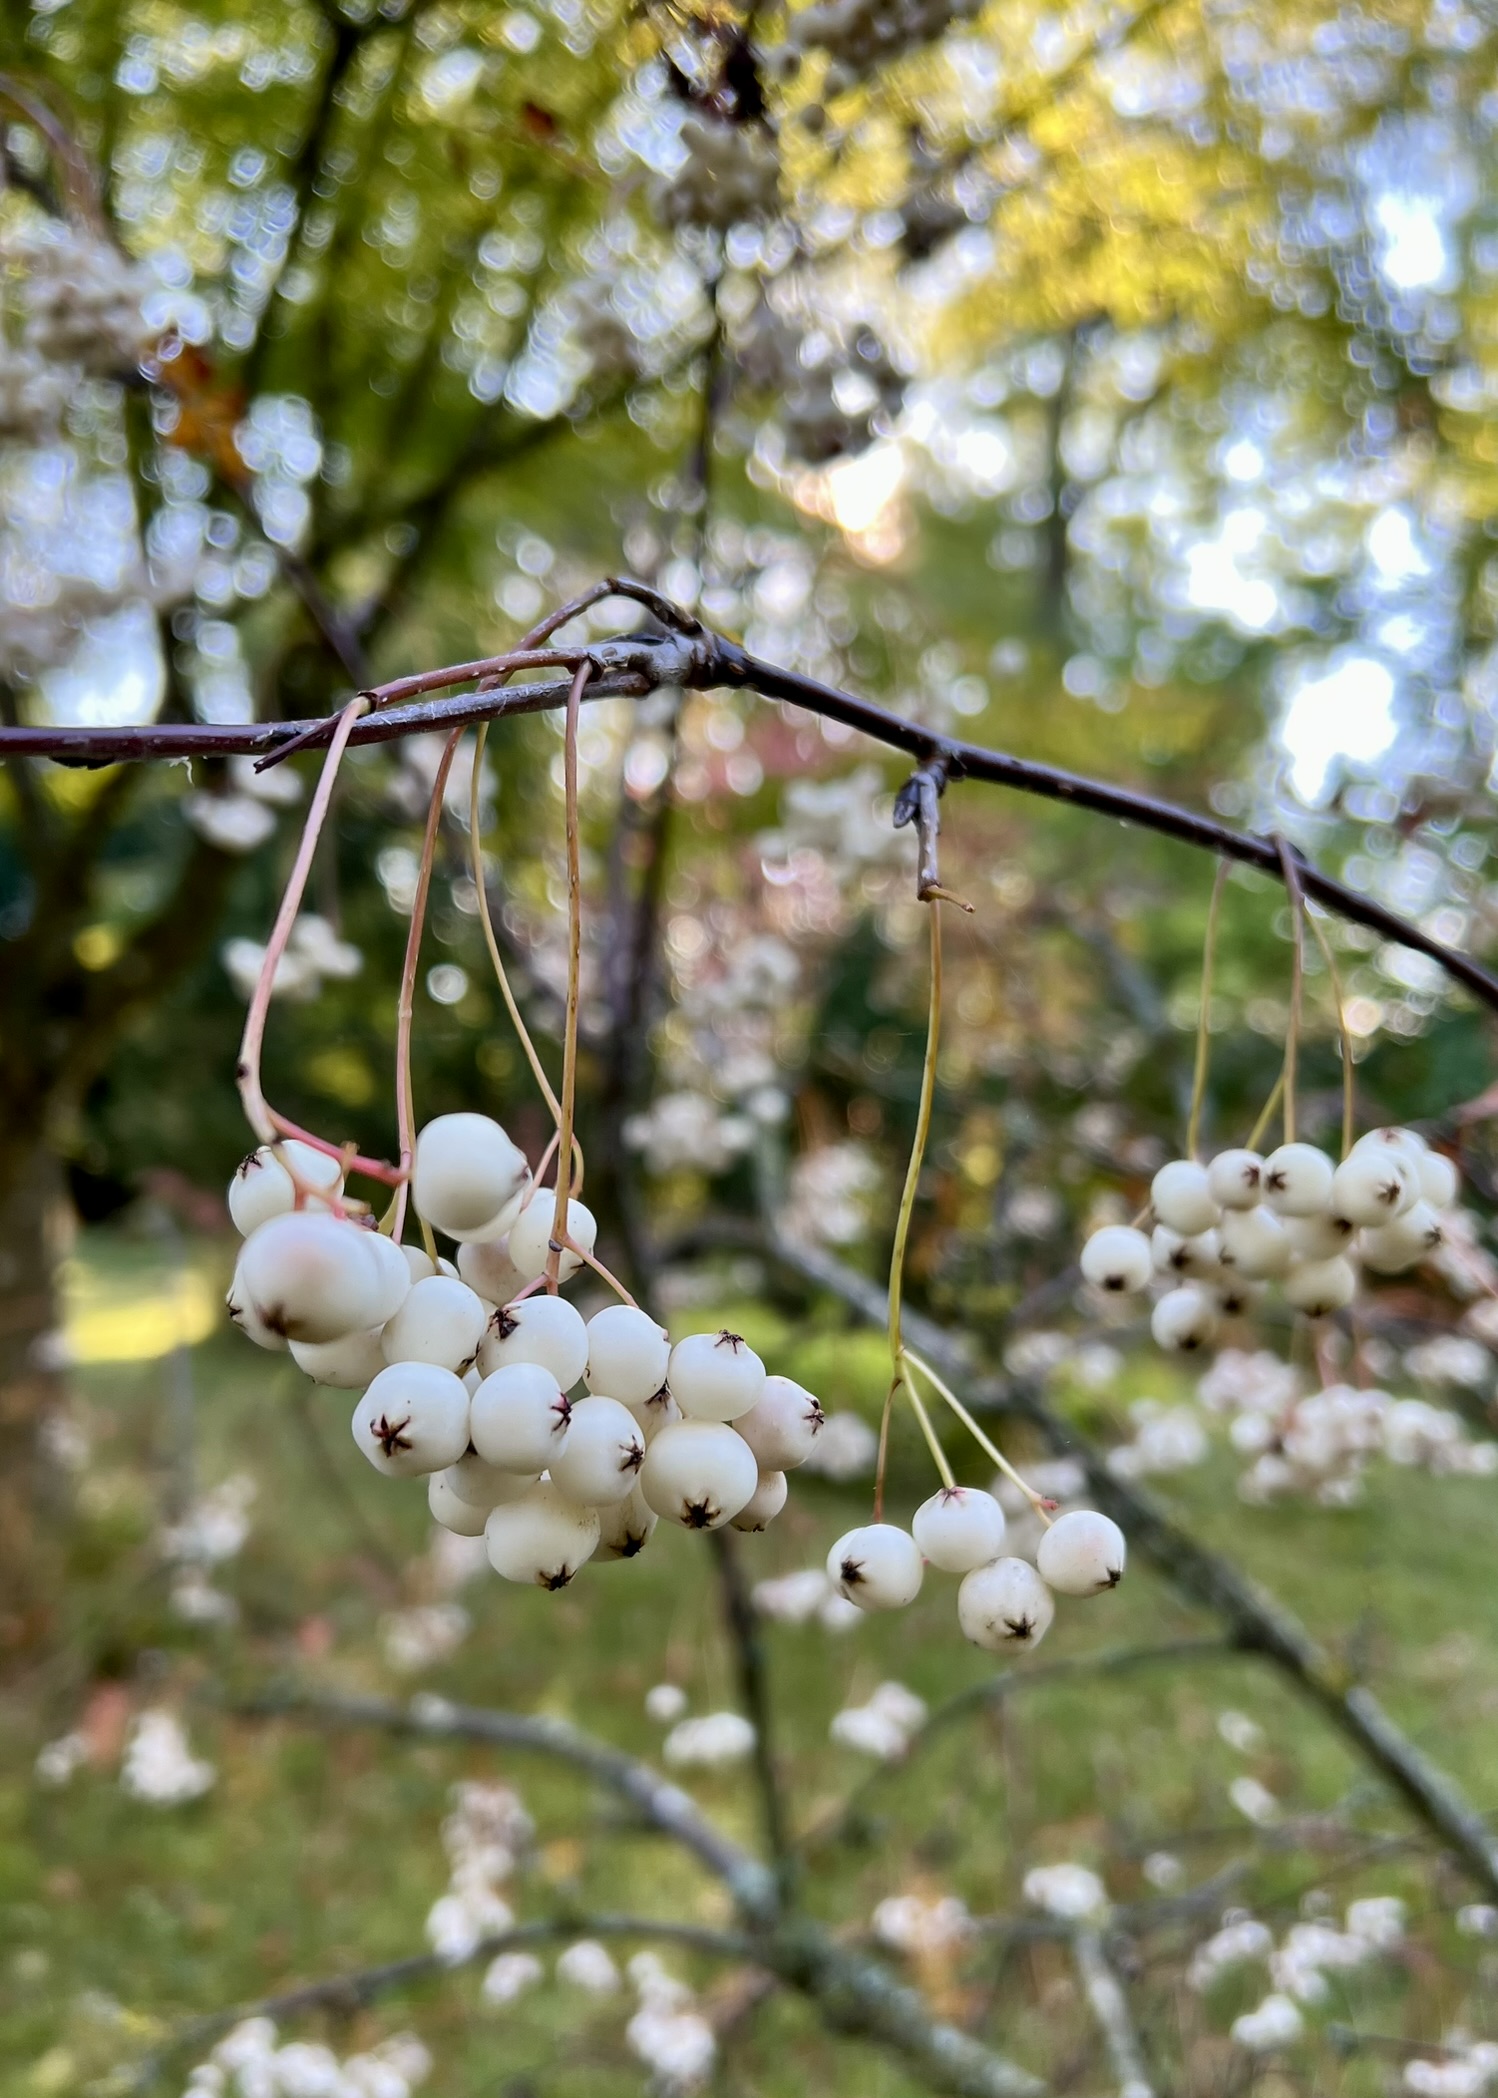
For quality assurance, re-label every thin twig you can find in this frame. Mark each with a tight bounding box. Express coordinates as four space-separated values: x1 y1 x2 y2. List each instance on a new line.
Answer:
878 900 943 1520
1273 834 1307 1145
1187 860 1228 1161
1072 1926 1155 2098
546 661 592 1290
710 1529 794 1890
392 729 462 1243
1304 905 1356 1159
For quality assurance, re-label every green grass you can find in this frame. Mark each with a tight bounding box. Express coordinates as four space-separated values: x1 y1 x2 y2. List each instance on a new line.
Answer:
5 1228 1498 2095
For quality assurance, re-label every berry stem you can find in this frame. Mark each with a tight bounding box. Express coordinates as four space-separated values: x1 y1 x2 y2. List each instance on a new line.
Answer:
569 1238 638 1308
238 695 369 1149
545 660 593 1293
1304 904 1355 1160
903 1348 1054 1523
902 1357 957 1489
1272 834 1306 1146
875 900 943 1521
392 727 463 1242
1186 860 1228 1161
1245 1070 1284 1153
469 719 583 1194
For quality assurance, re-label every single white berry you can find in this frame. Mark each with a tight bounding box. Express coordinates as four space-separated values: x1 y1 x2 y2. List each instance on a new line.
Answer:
1215 1275 1264 1316
584 1305 671 1406
363 1231 413 1322
956 1557 1055 1651
1206 1149 1264 1211
1261 1143 1335 1217
402 1244 439 1283
1283 1255 1357 1316
640 1419 759 1529
1151 1285 1219 1354
1330 1150 1418 1226
469 1362 572 1473
228 1140 342 1236
1219 1205 1293 1278
626 1387 682 1444
1152 1225 1222 1279
912 1486 1006 1573
506 1196 597 1284
446 1453 540 1509
351 1363 470 1478
667 1330 766 1422
1150 1159 1219 1235
412 1112 530 1240
478 1295 588 1388
730 1469 788 1532
826 1523 923 1611
484 1480 599 1589
291 1326 387 1388
733 1375 825 1470
1352 1125 1427 1172
1036 1509 1126 1595
380 1274 488 1374
597 1483 658 1559
456 1236 525 1306
239 1212 384 1344
226 1252 288 1351
1080 1226 1153 1293
550 1396 646 1506
1284 1210 1357 1262
1361 1201 1444 1273
429 1470 491 1536
1417 1151 1459 1209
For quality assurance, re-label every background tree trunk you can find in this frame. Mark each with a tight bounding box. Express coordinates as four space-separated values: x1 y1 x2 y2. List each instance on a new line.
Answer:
0 1132 73 1664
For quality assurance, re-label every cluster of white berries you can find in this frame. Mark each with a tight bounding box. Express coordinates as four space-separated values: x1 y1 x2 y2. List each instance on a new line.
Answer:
183 2018 431 2098
824 1496 1126 1653
4 227 155 375
654 113 780 229
776 0 983 95
1082 1126 1460 1356
226 1113 828 1589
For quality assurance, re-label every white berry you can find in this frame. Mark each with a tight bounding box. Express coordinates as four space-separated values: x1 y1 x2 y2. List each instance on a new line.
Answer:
1206 1149 1264 1210
364 1232 414 1322
1330 1150 1418 1226
469 1362 572 1473
226 1252 288 1351
584 1305 671 1405
1152 1225 1222 1279
667 1330 766 1422
1261 1143 1335 1216
550 1396 646 1506
597 1484 658 1559
733 1374 825 1470
1151 1285 1219 1353
1352 1125 1427 1172
1080 1226 1153 1293
1283 1210 1356 1262
1283 1255 1357 1315
956 1557 1055 1651
1361 1202 1444 1273
412 1112 530 1240
912 1486 1006 1572
402 1244 439 1283
456 1236 526 1306
479 1295 588 1388
380 1274 488 1374
1417 1151 1459 1209
1036 1509 1126 1595
640 1419 759 1530
291 1326 387 1388
506 1196 597 1283
428 1471 491 1536
351 1363 470 1478
730 1470 788 1532
228 1140 342 1237
239 1212 384 1344
1150 1159 1219 1235
446 1454 540 1509
484 1480 599 1589
1219 1205 1293 1278
626 1386 682 1443
826 1523 923 1611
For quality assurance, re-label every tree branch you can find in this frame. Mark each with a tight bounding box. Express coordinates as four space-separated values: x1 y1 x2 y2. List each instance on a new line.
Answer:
5 595 1495 1014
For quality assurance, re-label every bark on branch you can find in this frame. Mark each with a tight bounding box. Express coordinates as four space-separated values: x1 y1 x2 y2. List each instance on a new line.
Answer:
6 590 1496 1014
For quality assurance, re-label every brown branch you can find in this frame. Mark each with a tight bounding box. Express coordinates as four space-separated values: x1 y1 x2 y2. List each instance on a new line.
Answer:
4 593 1497 1015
